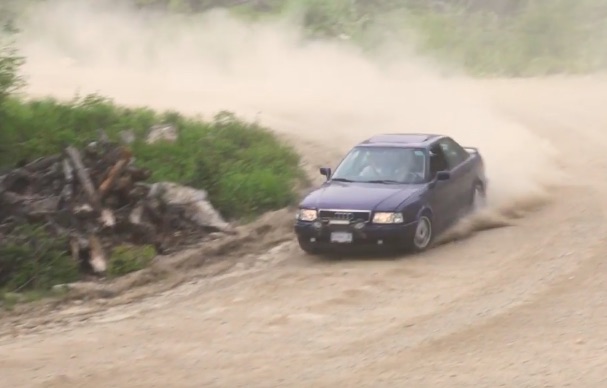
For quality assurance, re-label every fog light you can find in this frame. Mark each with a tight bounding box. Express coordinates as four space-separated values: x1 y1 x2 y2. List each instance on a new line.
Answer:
313 221 322 229
377 240 383 245
310 237 316 242
354 222 365 230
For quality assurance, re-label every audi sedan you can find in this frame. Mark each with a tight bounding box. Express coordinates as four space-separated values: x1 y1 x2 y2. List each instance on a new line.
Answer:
294 133 488 254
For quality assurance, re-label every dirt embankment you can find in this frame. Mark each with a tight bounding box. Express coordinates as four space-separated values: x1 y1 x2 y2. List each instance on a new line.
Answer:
2 2 607 387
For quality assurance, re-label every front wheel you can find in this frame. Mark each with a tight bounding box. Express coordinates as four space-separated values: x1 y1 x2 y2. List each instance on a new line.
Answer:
297 236 320 255
411 215 433 252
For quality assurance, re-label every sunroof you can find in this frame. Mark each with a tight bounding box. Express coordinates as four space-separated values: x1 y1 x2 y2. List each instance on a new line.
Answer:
367 134 430 143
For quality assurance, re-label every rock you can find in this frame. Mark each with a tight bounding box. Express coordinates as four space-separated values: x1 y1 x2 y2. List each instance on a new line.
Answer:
148 182 233 233
119 129 136 145
146 124 178 144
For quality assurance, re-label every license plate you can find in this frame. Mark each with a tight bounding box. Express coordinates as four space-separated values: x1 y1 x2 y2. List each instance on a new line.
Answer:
330 231 353 243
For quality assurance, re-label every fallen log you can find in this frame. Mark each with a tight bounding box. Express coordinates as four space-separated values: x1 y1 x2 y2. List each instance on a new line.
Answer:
98 147 132 198
23 155 61 173
65 146 101 211
60 158 75 204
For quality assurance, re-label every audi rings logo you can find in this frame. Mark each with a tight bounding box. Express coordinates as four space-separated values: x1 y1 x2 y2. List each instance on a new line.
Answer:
333 212 354 221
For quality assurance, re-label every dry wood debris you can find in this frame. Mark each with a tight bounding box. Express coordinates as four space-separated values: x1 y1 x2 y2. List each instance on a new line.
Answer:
0 134 232 274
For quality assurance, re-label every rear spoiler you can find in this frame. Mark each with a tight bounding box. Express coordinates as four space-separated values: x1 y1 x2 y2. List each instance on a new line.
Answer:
463 146 479 154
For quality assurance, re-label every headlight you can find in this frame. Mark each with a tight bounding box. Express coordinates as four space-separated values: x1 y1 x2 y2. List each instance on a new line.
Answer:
296 208 318 221
373 212 404 224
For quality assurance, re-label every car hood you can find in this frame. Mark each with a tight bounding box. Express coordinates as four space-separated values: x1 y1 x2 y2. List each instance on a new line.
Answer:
300 181 422 211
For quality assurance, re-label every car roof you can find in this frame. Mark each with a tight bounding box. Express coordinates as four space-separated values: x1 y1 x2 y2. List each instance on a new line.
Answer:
357 133 444 148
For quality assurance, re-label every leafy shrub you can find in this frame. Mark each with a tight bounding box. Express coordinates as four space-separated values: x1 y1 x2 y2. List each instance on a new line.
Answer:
0 42 23 103
108 244 157 277
0 224 79 292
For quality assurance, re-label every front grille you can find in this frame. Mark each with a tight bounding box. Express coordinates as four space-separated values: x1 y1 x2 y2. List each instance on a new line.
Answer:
318 209 371 223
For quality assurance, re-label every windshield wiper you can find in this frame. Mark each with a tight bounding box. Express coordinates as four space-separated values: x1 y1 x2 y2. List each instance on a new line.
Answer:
331 178 356 182
363 179 402 184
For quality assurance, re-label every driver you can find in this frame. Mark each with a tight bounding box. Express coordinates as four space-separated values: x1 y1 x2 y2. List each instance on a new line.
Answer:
359 151 393 180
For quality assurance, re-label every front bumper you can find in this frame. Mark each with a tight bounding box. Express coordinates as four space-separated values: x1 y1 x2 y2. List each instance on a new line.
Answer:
294 219 418 251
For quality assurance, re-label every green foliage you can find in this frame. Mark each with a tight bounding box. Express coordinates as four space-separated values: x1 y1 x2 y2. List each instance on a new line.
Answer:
400 0 607 76
0 7 25 111
0 42 24 102
108 244 157 277
289 0 607 75
280 0 370 40
134 110 301 218
129 0 607 76
0 224 79 293
0 95 302 219
0 0 25 98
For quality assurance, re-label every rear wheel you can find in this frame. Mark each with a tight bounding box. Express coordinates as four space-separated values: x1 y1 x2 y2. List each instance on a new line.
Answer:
411 215 433 252
471 183 487 212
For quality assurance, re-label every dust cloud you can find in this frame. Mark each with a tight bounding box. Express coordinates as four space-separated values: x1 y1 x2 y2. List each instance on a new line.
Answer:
15 0 563 220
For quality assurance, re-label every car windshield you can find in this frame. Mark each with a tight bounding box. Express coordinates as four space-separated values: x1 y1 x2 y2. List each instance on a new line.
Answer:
331 146 427 184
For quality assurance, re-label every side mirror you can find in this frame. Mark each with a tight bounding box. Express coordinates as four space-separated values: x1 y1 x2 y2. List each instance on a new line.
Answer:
319 167 332 180
436 171 451 181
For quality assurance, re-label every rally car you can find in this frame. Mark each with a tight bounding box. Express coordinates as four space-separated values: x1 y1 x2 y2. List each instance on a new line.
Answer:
294 133 488 254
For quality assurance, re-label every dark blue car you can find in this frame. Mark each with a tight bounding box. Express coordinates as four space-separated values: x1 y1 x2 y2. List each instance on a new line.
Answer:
294 133 488 254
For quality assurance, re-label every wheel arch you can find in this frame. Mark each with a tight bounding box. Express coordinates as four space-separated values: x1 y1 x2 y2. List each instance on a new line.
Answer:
417 205 433 221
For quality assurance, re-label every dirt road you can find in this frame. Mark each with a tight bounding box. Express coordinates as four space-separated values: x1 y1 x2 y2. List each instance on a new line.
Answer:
1 76 607 387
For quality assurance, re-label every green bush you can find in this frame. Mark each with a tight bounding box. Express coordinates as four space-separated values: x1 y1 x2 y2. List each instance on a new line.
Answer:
0 43 23 103
0 95 303 219
108 244 157 277
400 0 607 76
0 224 79 292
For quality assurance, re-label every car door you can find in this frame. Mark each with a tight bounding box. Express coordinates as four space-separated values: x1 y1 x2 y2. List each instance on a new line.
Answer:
426 143 458 230
437 137 476 213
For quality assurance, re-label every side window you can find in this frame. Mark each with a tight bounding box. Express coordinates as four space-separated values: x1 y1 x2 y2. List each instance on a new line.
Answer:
429 144 449 177
438 138 470 169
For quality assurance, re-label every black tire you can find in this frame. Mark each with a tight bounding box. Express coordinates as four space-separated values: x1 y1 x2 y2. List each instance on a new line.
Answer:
470 182 487 212
410 213 433 252
297 236 320 255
